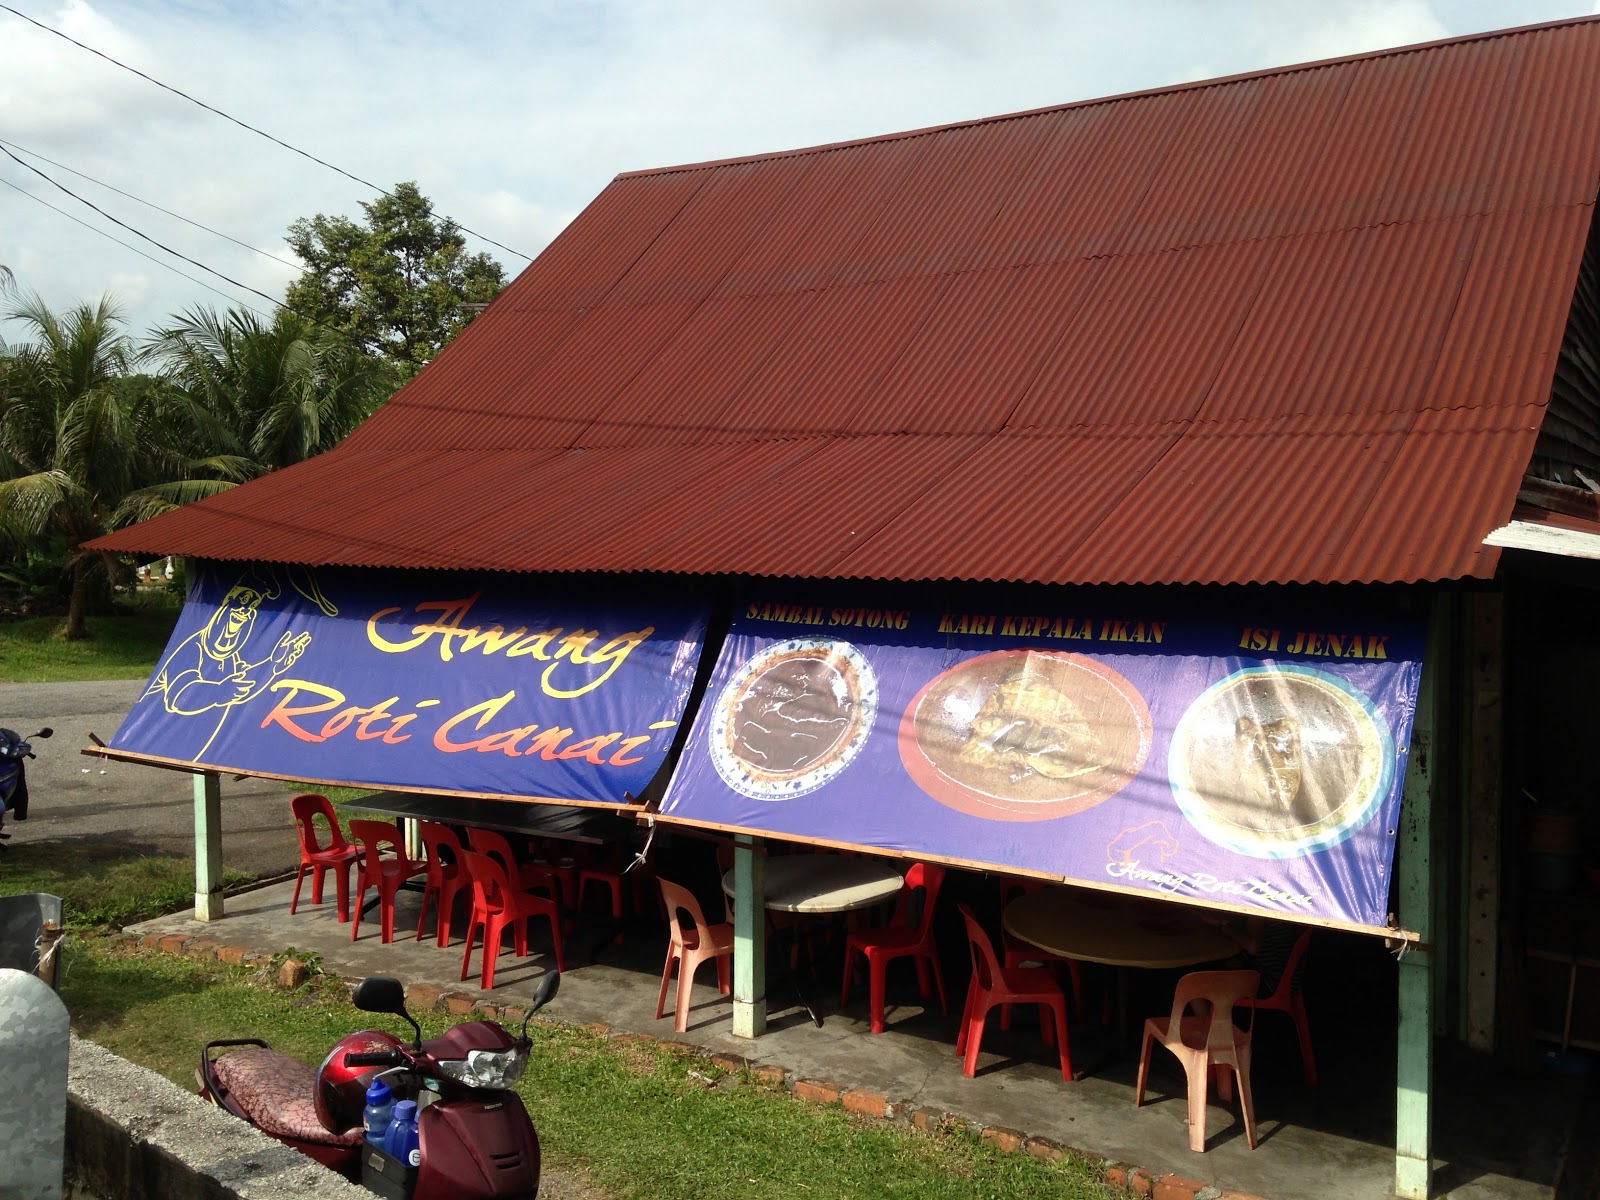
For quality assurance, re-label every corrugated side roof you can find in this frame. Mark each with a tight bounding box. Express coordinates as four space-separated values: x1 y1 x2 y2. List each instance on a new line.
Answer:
96 17 1600 586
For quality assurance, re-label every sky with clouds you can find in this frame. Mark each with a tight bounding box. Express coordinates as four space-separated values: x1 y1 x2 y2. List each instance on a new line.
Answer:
2 1 1598 340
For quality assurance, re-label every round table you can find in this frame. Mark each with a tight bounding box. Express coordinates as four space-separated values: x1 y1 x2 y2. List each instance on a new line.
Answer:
1002 887 1235 969
720 855 905 913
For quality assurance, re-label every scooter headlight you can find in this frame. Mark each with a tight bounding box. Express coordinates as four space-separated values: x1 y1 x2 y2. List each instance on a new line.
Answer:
433 1046 527 1088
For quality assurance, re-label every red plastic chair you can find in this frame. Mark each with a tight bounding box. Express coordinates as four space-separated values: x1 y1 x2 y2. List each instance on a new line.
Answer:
458 849 566 988
348 819 426 944
415 822 469 947
655 877 734 1033
1239 929 1316 1085
839 862 948 1034
998 877 1087 1027
1135 969 1260 1152
288 793 362 922
575 842 627 942
954 903 1072 1081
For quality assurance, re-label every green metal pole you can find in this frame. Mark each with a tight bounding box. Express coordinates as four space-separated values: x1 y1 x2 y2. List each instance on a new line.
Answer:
731 833 767 1038
1395 597 1446 1199
192 769 224 921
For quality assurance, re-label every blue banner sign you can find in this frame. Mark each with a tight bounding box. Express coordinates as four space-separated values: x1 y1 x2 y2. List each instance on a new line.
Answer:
111 562 709 804
660 585 1424 930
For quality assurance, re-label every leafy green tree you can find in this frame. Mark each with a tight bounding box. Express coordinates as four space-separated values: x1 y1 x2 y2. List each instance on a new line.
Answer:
284 182 506 371
141 305 399 516
0 293 173 637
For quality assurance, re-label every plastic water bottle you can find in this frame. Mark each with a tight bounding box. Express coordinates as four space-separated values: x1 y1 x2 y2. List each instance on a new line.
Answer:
384 1099 421 1167
362 1078 394 1146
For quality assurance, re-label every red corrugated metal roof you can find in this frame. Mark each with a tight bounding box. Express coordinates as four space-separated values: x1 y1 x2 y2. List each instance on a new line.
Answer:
94 17 1600 586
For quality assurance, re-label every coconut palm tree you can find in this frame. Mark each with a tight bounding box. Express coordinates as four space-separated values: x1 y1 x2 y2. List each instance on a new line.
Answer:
137 306 397 522
0 292 171 637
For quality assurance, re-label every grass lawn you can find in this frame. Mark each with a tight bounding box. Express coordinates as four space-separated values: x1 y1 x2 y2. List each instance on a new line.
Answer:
65 939 1113 1200
0 602 181 682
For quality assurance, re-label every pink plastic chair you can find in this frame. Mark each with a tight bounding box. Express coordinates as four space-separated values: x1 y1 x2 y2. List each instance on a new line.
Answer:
1135 969 1260 1153
415 822 469 947
348 819 425 944
839 862 948 1033
655 877 735 1033
288 793 362 922
955 903 1072 1081
458 849 566 988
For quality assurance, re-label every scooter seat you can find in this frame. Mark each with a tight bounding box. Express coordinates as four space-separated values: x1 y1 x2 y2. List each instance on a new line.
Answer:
210 1047 364 1147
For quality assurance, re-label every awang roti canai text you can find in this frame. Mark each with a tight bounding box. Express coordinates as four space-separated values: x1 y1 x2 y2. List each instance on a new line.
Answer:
710 637 877 800
1169 665 1392 858
898 650 1152 821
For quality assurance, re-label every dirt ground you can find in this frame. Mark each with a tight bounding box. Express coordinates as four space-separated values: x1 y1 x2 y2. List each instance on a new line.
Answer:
2 679 301 876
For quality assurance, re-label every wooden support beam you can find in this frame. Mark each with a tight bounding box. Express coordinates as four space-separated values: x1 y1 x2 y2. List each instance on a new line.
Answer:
1395 597 1446 1199
192 770 224 921
731 833 767 1038
1463 592 1502 1051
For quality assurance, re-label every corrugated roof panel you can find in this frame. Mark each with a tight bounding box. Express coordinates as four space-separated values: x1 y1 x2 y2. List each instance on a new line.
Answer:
648 434 990 577
1196 218 1482 424
830 430 1180 583
1008 238 1269 430
1419 206 1595 413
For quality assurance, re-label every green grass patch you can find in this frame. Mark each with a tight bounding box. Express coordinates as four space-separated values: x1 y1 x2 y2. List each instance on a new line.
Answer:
0 840 252 932
64 940 1111 1200
0 605 181 682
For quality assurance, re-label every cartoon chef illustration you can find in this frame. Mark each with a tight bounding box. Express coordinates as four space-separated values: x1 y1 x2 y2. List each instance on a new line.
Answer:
144 565 337 759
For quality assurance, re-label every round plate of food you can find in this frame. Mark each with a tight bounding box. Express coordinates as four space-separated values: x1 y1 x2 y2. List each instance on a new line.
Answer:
709 637 878 800
897 650 1152 822
1168 664 1393 858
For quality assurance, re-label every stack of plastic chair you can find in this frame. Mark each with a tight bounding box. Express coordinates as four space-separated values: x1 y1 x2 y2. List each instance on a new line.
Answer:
655 877 734 1033
1239 928 1316 1085
348 820 426 944
839 862 947 1033
458 849 566 988
1134 969 1260 1152
954 903 1073 1081
415 822 469 947
466 827 565 910
288 793 362 922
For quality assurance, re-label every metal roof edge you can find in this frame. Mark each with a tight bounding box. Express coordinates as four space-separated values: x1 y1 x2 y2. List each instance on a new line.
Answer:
613 15 1600 182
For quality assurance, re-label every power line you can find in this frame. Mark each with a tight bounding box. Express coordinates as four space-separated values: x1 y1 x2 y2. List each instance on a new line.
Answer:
1 144 287 312
0 136 303 273
0 176 272 318
0 2 533 262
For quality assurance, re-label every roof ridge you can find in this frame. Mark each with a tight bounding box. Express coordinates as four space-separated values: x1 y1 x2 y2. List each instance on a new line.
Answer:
615 15 1600 181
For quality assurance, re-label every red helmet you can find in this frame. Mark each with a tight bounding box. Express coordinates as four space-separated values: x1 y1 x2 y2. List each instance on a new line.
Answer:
314 1029 404 1133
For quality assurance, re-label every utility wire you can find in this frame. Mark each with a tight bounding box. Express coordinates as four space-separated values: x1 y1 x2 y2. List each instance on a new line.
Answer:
0 176 271 317
0 2 532 262
0 136 303 272
1 143 287 312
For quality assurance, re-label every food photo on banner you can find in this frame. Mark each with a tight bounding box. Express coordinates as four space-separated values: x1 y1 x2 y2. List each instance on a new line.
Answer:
658 583 1425 931
109 561 711 804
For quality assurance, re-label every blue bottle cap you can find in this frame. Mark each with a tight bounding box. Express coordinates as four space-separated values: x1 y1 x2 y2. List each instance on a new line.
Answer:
393 1099 417 1120
365 1078 392 1104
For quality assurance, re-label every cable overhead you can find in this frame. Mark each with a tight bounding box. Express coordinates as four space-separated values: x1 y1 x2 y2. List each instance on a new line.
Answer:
1 144 287 312
0 137 303 272
0 177 271 317
0 2 533 262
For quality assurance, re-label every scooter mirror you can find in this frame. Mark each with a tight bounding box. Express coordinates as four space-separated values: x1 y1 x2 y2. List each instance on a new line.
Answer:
34 728 52 739
352 975 408 1014
520 970 560 1040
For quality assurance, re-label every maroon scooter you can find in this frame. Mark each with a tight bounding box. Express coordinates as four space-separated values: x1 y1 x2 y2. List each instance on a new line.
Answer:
200 970 558 1198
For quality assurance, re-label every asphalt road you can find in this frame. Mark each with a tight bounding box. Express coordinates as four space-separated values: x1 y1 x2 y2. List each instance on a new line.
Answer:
2 679 300 875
